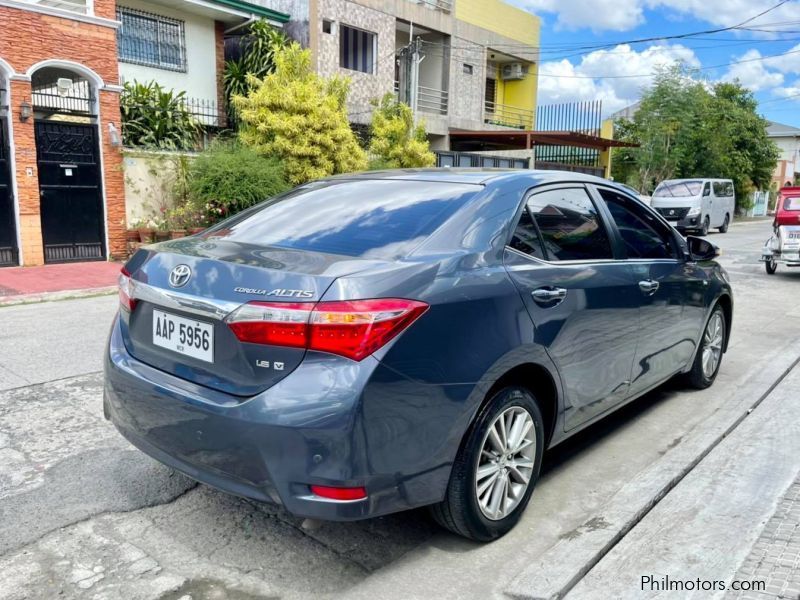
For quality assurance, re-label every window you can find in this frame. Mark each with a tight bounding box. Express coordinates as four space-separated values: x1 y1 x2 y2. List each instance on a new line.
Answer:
322 20 333 34
599 189 676 260
117 7 186 71
463 64 474 75
527 188 613 261
702 182 711 196
340 25 376 74
485 78 497 109
510 206 545 259
713 181 734 197
653 180 703 197
204 179 480 259
784 197 800 211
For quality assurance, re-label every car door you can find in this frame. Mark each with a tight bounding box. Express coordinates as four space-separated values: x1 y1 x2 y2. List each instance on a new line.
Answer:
702 182 713 226
712 182 726 226
504 184 642 431
594 186 707 396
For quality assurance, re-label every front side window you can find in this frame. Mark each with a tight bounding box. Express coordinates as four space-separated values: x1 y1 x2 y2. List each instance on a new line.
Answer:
599 188 676 260
784 197 800 211
117 8 186 71
527 188 613 261
340 25 376 74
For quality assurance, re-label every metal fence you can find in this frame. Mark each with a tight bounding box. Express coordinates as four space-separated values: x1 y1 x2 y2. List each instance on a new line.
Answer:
484 101 534 130
534 101 604 168
31 79 95 116
417 85 448 115
181 97 222 127
436 151 530 169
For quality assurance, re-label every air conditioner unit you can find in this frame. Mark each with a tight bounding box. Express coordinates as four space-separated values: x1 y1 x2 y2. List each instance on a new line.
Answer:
502 63 526 80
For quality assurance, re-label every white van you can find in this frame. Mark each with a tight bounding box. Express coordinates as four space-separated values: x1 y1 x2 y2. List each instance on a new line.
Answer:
651 179 735 235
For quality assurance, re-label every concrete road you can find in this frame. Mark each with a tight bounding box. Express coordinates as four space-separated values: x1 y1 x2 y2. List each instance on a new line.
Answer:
0 219 797 599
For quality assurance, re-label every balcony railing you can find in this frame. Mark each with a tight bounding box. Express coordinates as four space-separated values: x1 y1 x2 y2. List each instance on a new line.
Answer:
417 85 448 115
484 101 534 130
413 0 453 13
18 0 93 15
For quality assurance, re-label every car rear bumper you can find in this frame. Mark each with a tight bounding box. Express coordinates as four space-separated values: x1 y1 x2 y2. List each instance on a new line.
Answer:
104 316 434 521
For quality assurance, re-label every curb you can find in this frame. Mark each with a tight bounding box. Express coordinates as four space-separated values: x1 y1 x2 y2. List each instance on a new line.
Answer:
0 286 117 307
504 349 800 600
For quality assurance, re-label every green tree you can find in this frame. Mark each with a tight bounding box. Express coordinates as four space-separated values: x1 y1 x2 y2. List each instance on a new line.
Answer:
611 65 779 211
368 93 435 169
223 20 287 111
233 42 368 185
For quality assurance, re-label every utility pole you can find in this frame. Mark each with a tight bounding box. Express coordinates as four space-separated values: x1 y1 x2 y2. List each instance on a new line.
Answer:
410 36 422 117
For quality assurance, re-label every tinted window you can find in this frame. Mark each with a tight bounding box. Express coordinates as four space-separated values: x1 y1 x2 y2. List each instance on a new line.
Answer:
703 183 711 196
528 188 613 261
654 181 703 197
510 207 545 259
600 189 675 260
202 180 480 259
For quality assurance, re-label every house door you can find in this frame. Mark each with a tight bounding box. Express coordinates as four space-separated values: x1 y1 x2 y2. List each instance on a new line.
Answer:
0 117 18 267
35 121 105 263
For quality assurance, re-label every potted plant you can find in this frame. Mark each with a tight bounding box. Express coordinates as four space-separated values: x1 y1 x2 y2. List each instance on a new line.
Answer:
154 217 170 242
137 219 156 244
125 224 140 243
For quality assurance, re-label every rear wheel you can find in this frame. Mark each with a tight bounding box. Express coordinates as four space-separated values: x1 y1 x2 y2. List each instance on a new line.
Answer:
685 305 726 389
430 387 544 542
766 258 777 274
718 214 729 233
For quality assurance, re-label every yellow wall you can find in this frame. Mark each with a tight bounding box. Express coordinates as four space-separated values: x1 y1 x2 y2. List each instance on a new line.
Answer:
458 0 540 129
456 0 540 46
599 118 614 178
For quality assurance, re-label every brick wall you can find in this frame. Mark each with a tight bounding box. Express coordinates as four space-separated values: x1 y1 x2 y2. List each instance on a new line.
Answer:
215 20 228 129
0 3 124 265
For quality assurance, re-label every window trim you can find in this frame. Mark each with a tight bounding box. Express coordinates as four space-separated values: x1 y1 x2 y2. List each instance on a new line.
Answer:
591 184 684 263
116 6 187 73
339 23 377 75
505 182 621 265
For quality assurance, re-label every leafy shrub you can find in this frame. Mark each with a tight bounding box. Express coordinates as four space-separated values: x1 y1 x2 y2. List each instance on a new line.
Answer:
369 94 435 169
120 81 201 150
233 42 368 185
188 141 290 222
224 20 287 101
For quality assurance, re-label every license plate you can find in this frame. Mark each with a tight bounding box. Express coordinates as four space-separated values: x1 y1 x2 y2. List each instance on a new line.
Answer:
152 309 214 363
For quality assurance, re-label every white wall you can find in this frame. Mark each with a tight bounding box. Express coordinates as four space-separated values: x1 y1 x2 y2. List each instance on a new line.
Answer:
117 0 219 102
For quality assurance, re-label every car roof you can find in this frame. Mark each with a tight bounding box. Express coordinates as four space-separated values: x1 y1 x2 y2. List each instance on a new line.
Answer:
325 168 614 186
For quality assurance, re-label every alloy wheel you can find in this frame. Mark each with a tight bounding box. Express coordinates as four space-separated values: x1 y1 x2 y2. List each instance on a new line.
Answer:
702 312 724 378
474 406 536 521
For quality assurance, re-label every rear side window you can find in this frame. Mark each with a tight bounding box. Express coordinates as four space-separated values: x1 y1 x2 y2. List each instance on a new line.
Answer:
713 181 734 197
510 207 545 259
204 179 480 258
785 197 800 211
526 188 613 261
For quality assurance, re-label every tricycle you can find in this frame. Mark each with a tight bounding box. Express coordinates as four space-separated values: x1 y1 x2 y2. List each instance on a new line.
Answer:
762 187 800 274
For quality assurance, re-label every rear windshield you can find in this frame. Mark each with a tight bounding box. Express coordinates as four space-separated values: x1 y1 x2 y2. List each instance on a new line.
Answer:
784 197 800 211
202 179 481 258
653 181 703 197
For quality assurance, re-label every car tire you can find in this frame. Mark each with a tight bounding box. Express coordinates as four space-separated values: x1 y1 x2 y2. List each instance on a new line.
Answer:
430 387 544 542
766 258 777 274
718 214 729 233
699 216 710 236
685 305 726 389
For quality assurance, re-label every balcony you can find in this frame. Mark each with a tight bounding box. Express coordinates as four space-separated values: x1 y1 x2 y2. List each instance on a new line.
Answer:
17 0 93 15
418 85 448 115
484 101 534 130
412 0 453 13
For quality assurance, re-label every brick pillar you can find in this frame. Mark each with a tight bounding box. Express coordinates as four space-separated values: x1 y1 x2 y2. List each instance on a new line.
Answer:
99 89 126 260
215 20 227 128
10 79 44 266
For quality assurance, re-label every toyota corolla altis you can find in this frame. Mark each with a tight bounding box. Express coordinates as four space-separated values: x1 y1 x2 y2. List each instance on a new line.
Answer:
105 170 732 541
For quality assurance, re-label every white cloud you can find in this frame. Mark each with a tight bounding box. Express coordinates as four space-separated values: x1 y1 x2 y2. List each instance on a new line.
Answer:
772 85 800 99
722 49 784 91
537 44 701 114
764 43 800 75
508 0 800 33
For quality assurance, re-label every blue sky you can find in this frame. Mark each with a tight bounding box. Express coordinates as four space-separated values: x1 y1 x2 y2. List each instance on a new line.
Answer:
507 0 800 126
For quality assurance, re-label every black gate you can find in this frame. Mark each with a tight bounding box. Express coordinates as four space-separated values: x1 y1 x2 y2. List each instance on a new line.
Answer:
35 121 105 263
0 117 18 267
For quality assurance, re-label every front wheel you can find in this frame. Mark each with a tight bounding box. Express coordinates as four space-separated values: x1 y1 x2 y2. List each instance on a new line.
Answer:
718 214 729 233
699 215 710 236
766 258 777 274
685 305 726 389
430 387 544 542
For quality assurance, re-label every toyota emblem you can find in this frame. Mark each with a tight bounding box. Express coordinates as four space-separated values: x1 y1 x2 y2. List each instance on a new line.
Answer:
169 264 192 288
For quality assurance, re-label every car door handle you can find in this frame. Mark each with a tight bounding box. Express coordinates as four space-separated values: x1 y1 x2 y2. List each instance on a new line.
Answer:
638 279 660 295
532 287 567 305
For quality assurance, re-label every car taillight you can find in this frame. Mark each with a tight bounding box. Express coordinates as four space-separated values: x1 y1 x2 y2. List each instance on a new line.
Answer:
225 298 428 361
118 268 137 312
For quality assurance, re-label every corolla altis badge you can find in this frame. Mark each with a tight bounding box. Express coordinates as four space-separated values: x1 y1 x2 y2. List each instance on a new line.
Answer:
168 264 192 288
234 287 314 298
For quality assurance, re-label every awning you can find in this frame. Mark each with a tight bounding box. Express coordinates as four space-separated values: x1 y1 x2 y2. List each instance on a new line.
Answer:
449 130 638 150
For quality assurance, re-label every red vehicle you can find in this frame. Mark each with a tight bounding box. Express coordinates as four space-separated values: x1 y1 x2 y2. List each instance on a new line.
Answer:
775 187 800 227
762 187 800 273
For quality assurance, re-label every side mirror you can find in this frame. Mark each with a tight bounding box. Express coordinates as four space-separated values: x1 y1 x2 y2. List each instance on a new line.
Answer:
687 235 720 261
